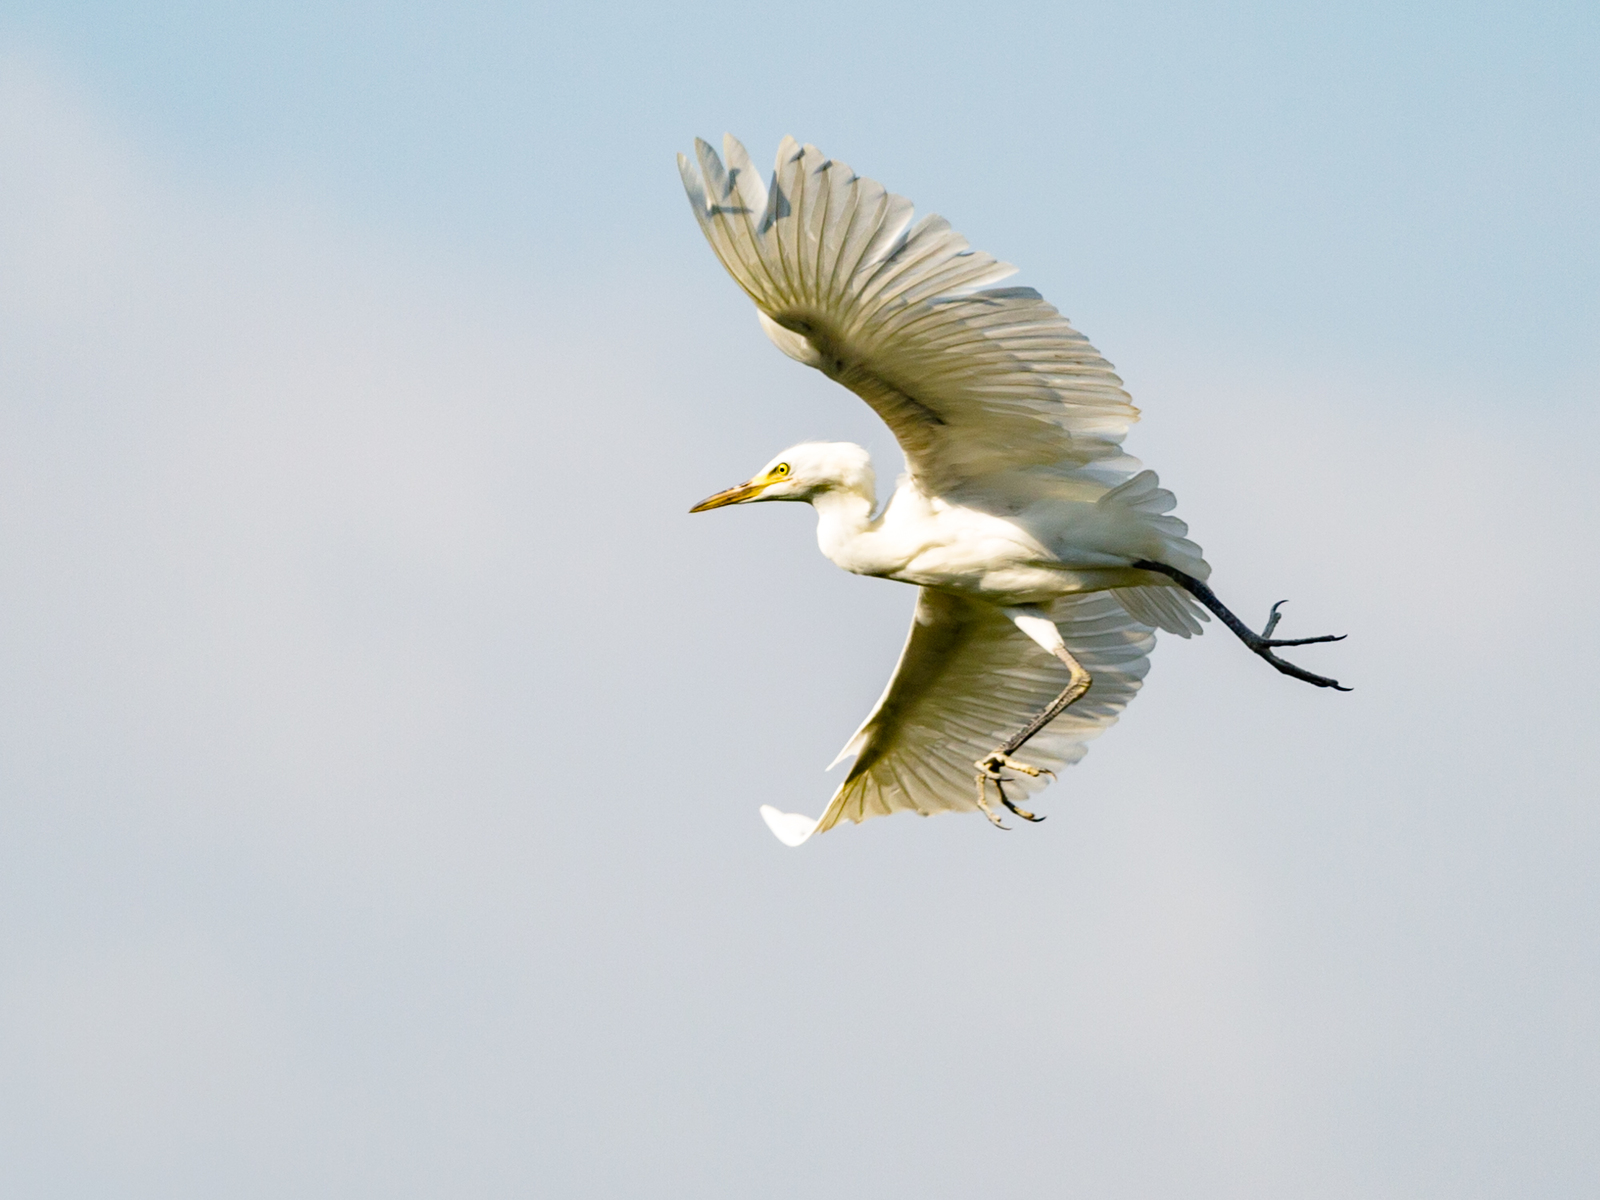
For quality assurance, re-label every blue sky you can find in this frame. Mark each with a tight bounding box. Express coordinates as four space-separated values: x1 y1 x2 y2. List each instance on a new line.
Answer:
0 3 1596 1197
9 0 1595 380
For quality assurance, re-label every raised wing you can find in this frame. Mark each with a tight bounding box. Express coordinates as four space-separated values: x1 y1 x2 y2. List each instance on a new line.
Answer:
759 590 1155 846
678 135 1141 496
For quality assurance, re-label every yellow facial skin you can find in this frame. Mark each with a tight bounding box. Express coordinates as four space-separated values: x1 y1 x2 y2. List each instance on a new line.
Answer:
689 462 790 512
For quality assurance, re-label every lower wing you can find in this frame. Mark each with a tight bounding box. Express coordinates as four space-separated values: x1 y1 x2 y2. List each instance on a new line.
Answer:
760 589 1156 845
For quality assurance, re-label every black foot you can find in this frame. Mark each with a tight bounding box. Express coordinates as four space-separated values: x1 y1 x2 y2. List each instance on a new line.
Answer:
1246 600 1350 690
1132 562 1351 691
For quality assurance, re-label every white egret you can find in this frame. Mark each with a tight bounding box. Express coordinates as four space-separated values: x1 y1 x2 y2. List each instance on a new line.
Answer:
681 136 1345 847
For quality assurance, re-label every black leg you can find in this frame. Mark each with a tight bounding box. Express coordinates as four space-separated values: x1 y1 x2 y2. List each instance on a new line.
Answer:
1132 560 1351 691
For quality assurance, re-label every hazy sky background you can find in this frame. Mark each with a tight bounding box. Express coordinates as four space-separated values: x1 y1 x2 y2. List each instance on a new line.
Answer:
0 2 1596 1196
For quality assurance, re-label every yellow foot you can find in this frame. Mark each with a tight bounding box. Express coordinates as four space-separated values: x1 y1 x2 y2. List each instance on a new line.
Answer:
974 773 1010 830
974 754 1050 824
975 752 1055 782
999 791 1044 822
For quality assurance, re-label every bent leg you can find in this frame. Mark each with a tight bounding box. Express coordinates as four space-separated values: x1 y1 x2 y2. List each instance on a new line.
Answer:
974 608 1096 827
1132 560 1350 691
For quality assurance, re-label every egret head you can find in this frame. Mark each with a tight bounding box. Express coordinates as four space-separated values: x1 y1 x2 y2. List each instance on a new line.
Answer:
690 442 875 512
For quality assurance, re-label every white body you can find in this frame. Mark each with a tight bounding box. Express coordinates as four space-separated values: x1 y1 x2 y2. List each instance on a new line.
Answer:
681 136 1214 844
809 457 1185 605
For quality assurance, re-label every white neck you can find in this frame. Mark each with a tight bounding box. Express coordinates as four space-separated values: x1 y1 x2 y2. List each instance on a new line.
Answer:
812 485 879 572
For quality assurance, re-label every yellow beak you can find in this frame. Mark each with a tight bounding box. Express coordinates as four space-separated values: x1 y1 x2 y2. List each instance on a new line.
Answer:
689 479 768 512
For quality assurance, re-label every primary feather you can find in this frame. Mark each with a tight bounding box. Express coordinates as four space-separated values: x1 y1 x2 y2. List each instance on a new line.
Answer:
679 135 1145 495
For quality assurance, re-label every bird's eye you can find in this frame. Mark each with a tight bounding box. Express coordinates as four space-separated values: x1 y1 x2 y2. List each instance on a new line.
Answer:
773 463 790 478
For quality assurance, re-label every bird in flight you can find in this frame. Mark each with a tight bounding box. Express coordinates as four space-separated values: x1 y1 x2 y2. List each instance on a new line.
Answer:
681 135 1346 847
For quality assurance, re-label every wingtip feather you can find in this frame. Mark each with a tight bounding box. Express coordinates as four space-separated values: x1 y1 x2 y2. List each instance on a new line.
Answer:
760 805 820 847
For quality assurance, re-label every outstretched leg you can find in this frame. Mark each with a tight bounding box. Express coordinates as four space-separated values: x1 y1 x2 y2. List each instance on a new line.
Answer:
975 610 1095 828
1132 560 1350 691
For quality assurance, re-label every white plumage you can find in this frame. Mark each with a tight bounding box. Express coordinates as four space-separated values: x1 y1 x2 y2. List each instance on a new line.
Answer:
682 135 1342 845
811 591 1155 841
